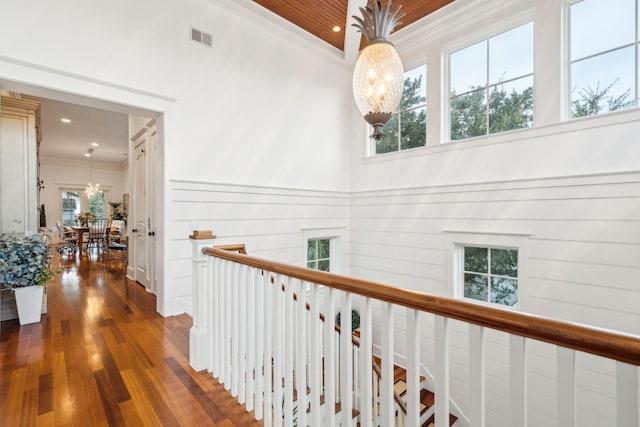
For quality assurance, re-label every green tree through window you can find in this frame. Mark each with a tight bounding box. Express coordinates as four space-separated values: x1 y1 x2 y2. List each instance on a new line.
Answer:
449 22 534 141
570 0 638 118
307 238 330 272
376 65 427 154
463 246 518 307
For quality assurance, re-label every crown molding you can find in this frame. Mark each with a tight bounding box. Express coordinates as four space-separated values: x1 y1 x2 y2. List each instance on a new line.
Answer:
40 156 126 171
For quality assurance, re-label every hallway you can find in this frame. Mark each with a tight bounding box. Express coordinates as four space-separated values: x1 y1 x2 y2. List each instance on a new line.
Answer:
0 251 261 426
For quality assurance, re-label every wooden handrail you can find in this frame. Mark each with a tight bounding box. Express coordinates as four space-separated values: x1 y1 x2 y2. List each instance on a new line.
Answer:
213 244 247 254
203 247 640 365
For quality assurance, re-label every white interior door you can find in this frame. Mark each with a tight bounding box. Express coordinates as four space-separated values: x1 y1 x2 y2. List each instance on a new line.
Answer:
133 136 151 290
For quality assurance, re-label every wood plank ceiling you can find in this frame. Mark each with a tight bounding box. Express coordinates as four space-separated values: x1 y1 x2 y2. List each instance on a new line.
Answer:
252 0 455 51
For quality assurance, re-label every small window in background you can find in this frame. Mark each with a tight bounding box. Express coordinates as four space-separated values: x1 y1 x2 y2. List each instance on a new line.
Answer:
449 22 534 140
375 64 427 154
307 238 331 272
463 246 518 307
61 191 81 226
570 0 637 118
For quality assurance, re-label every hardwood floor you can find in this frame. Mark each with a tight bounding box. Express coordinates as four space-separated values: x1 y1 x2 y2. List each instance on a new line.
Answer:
0 250 261 426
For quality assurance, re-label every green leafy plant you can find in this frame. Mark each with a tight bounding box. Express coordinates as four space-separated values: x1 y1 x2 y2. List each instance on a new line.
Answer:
0 234 57 288
76 212 97 226
108 202 125 221
336 308 361 331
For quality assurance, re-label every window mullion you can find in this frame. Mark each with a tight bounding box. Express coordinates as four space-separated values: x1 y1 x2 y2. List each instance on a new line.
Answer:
485 40 491 136
633 0 638 107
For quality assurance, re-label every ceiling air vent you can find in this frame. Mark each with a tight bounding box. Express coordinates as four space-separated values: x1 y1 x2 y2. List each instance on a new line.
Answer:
191 27 212 47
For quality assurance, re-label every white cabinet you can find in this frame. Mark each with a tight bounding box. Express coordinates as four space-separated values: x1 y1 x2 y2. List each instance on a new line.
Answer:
0 96 40 235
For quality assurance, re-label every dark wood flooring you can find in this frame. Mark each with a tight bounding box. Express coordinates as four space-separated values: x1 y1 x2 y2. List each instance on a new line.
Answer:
0 249 261 426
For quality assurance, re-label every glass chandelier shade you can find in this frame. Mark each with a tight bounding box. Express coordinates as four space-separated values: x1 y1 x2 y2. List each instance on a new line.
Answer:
352 0 405 140
85 182 102 198
352 42 404 138
84 149 102 198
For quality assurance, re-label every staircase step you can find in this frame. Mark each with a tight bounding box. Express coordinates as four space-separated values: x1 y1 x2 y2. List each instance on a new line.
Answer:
422 413 458 427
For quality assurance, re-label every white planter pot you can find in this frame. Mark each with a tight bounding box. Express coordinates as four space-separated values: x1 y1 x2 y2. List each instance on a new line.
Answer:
14 285 44 325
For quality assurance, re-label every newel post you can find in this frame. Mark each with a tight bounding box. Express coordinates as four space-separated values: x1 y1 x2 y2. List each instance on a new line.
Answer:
189 231 217 371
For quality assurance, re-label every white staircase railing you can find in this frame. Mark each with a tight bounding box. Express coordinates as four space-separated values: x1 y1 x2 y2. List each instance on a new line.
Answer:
190 241 640 427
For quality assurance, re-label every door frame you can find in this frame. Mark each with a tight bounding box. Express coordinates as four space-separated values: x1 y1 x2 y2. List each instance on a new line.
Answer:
0 58 174 316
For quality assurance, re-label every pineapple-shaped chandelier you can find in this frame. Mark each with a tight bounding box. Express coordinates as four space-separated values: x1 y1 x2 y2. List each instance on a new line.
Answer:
352 0 405 140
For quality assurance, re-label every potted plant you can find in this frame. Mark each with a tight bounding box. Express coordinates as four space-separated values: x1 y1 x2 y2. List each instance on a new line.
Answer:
76 211 97 227
336 308 361 332
0 234 57 325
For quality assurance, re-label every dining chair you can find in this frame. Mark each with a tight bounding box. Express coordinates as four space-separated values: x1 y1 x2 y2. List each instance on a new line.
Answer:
87 218 111 254
107 236 128 270
55 221 78 256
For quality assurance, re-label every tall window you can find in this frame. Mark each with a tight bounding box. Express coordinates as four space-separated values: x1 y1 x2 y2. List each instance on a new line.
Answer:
570 0 637 118
61 191 81 226
375 65 427 154
307 238 331 272
60 188 109 225
449 22 534 140
463 246 518 307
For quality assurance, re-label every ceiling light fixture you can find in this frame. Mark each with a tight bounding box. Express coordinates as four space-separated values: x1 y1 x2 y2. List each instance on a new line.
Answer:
84 148 102 198
91 142 99 147
351 0 405 141
61 118 71 123
332 25 341 32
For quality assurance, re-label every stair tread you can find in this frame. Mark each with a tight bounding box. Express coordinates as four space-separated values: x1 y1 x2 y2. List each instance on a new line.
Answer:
423 413 458 427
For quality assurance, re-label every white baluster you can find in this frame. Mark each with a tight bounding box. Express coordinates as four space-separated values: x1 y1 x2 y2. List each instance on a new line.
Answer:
435 316 450 427
231 262 239 396
214 257 222 379
469 324 485 427
238 264 247 404
309 284 322 426
359 297 373 427
557 347 575 427
406 309 420 427
209 256 217 376
381 302 394 427
274 274 284 425
263 270 273 427
616 362 638 427
510 335 527 427
245 266 255 412
284 276 294 426
340 293 353 426
254 267 264 420
223 260 231 389
295 279 308 427
325 288 337 427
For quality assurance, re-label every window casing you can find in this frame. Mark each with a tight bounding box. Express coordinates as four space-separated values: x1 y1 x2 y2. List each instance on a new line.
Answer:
445 231 528 310
59 187 109 226
449 22 534 141
569 0 639 118
373 65 427 154
302 227 345 274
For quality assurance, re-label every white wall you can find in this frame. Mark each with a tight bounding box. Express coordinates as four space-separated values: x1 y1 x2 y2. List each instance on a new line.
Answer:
0 0 354 316
347 0 640 425
39 158 127 229
170 179 350 314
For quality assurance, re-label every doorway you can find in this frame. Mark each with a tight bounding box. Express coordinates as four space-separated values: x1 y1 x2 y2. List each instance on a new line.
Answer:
0 69 169 315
